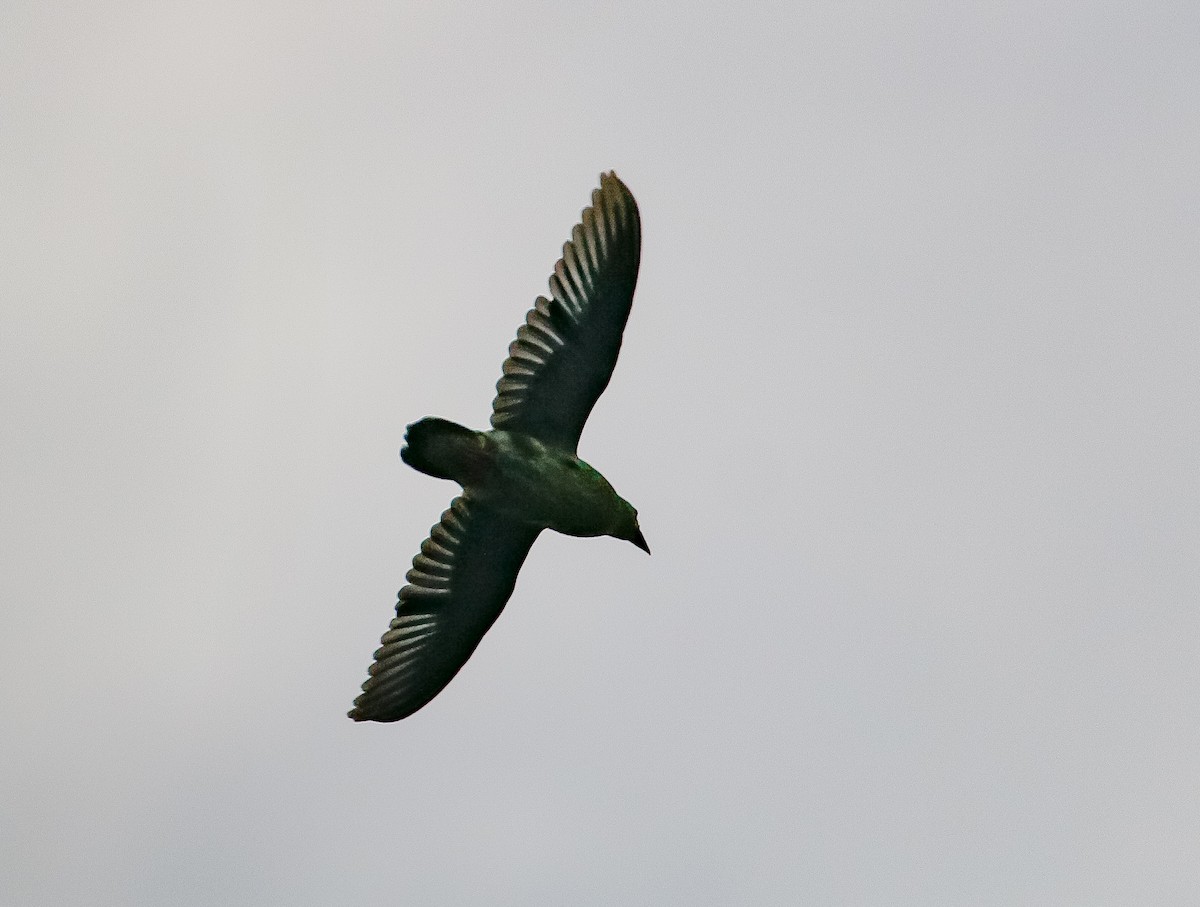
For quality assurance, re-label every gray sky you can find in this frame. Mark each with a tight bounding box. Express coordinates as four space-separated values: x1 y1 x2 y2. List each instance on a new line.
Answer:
3 2 1198 904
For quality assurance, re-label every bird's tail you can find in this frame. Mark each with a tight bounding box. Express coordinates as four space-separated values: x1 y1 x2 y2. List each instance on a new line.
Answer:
401 418 489 484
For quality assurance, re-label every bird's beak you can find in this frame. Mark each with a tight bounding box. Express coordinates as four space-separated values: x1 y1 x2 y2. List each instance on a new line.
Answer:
631 527 650 554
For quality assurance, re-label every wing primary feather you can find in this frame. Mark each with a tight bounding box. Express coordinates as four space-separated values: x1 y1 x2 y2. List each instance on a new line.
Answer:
380 621 437 645
399 584 452 601
565 227 595 296
551 262 582 313
516 324 555 357
389 612 437 627
497 376 529 393
591 187 610 257
421 538 455 561
509 345 546 367
526 312 564 346
381 619 437 639
503 359 537 377
412 553 452 575
358 662 424 697
368 643 433 676
442 510 466 535
405 569 450 587
580 208 601 271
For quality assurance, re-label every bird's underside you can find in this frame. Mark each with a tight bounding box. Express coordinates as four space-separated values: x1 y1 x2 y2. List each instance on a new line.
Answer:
350 172 641 722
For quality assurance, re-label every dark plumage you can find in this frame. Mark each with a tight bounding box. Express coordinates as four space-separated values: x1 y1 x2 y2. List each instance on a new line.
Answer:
350 172 647 723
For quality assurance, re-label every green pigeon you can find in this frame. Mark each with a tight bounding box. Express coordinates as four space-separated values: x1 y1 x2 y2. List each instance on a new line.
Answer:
350 172 647 722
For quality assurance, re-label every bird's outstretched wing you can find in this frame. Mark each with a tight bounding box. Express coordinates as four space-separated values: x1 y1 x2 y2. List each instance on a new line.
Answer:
350 496 541 722
490 171 641 453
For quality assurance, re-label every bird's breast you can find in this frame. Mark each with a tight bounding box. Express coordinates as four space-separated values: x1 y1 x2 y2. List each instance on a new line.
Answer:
467 431 620 537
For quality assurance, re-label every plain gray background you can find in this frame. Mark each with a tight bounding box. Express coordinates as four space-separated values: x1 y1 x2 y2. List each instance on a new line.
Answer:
3 2 1197 904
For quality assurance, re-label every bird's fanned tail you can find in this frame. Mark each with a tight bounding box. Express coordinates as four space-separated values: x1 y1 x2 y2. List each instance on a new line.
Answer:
400 418 489 484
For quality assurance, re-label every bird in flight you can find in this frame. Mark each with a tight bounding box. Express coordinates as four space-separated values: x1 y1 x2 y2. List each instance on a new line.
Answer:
350 172 647 722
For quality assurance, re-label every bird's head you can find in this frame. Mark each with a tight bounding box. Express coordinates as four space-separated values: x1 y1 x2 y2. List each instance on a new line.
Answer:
614 499 650 554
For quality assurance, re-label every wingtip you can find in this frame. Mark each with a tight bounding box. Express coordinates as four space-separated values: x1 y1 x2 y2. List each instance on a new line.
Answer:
348 698 387 722
599 169 629 193
596 171 639 230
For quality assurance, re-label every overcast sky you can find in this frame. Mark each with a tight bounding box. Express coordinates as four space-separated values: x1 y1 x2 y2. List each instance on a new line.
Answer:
3 2 1198 904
